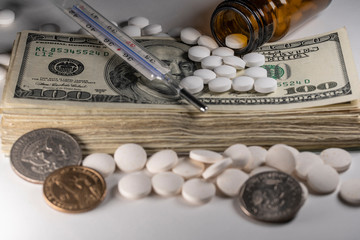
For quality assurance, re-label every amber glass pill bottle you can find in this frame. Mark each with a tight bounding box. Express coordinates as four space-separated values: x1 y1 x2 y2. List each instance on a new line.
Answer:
210 0 332 54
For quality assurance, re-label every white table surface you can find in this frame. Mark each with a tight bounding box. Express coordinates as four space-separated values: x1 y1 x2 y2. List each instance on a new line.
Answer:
1 0 360 239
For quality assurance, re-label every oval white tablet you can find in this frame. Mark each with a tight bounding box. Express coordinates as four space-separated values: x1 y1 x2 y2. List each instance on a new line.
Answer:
265 144 297 174
114 143 147 172
39 23 61 32
201 56 223 69
142 24 162 35
188 46 211 62
128 16 150 28
320 148 352 172
182 178 216 204
306 163 339 194
122 25 141 37
254 77 277 93
146 149 178 174
0 65 7 81
214 65 237 79
249 166 278 176
339 179 360 205
152 172 184 196
180 27 201 45
216 168 249 197
244 67 267 79
295 151 324 180
118 171 152 199
232 76 254 92
243 146 267 172
223 144 252 169
202 157 233 179
0 9 15 25
197 35 219 50
222 56 246 69
172 157 204 179
0 53 11 66
180 76 204 94
82 153 116 178
189 149 222 164
208 77 232 93
243 52 266 67
212 47 234 57
193 69 216 84
225 33 248 49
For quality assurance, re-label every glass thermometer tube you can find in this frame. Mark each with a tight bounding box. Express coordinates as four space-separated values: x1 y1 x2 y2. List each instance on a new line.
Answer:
53 0 208 112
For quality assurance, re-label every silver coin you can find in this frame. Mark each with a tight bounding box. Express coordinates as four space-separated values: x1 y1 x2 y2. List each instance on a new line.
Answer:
10 128 82 184
238 171 303 223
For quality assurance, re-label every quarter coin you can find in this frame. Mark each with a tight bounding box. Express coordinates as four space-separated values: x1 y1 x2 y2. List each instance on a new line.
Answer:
238 171 303 222
10 128 82 183
43 166 106 213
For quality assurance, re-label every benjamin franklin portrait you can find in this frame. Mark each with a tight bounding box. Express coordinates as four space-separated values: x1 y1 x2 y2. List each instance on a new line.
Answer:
105 39 197 104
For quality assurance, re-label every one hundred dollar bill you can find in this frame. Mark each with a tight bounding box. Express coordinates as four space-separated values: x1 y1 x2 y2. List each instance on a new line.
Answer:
2 28 359 112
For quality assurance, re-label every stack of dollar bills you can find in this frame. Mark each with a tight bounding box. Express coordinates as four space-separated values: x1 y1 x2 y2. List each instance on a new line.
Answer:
1 29 360 155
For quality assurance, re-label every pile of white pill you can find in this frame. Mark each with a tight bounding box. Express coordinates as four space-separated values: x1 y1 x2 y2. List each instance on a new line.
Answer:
177 27 275 94
81 142 359 206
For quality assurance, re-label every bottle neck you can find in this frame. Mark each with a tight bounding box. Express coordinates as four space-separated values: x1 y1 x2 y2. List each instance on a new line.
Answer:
210 0 275 55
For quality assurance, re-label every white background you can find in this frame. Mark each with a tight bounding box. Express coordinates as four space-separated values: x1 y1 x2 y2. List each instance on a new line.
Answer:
0 0 360 239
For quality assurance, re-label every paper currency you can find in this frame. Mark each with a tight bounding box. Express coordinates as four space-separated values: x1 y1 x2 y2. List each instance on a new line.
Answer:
2 28 359 111
1 28 360 155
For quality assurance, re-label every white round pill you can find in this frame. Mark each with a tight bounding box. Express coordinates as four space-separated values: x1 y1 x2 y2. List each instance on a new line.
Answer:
244 67 267 79
114 143 147 172
254 77 277 93
306 163 339 194
243 146 267 172
189 149 223 164
197 35 219 50
172 157 204 179
142 24 162 35
202 157 233 179
82 153 116 178
0 65 7 81
225 34 248 49
180 27 201 45
118 171 152 199
208 77 232 93
266 144 297 174
243 52 266 67
212 47 234 57
188 46 211 62
232 76 254 92
214 65 237 79
180 76 204 94
339 179 360 205
182 178 216 204
0 9 15 25
222 56 246 69
216 168 249 197
167 27 182 38
193 69 216 84
0 53 10 66
201 56 223 69
249 166 278 176
223 144 252 168
320 148 352 172
151 172 184 196
39 23 60 32
295 152 324 180
122 25 141 37
128 16 149 28
146 149 178 174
